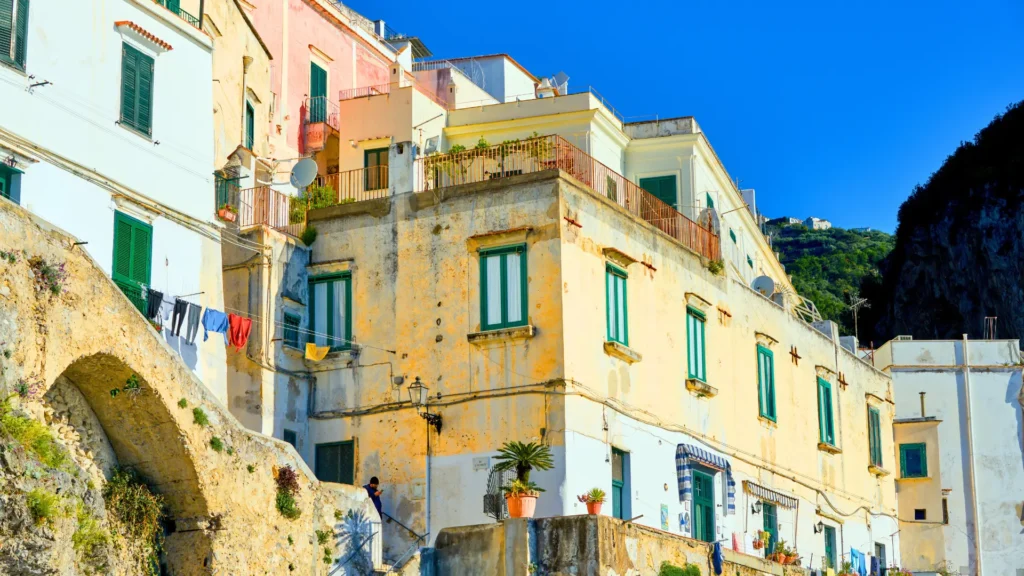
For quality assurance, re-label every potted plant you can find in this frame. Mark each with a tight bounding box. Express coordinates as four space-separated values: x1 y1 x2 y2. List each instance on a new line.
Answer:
493 441 554 519
838 560 854 576
218 203 237 222
770 541 787 563
576 488 606 515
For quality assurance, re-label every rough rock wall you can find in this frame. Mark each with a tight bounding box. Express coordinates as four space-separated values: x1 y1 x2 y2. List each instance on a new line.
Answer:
0 199 376 574
875 101 1024 343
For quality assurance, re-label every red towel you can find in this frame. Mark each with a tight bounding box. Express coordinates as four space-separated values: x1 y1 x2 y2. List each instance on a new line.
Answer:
228 313 252 351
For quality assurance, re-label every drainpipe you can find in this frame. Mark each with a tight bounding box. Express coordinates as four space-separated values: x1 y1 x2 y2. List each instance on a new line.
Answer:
961 334 983 575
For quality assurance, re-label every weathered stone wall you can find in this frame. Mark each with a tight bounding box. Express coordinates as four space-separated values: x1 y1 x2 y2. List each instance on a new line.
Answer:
0 199 375 574
432 515 809 576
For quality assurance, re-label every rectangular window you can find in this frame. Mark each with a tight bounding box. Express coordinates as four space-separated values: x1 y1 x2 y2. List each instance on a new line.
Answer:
817 378 836 445
747 255 754 269
605 264 628 345
639 175 678 210
282 312 300 349
309 61 327 123
705 192 714 210
314 440 354 484
0 164 21 205
757 345 776 421
686 307 707 382
309 272 352 350
692 467 715 542
868 407 883 466
605 175 618 202
112 211 153 315
479 244 527 331
245 101 255 150
914 508 926 520
824 525 837 570
899 443 928 478
364 147 389 191
611 448 629 520
120 43 155 137
282 429 297 449
942 498 949 524
729 229 737 243
0 0 29 69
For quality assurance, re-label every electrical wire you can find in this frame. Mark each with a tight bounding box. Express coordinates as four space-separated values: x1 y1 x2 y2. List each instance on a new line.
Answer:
219 305 397 355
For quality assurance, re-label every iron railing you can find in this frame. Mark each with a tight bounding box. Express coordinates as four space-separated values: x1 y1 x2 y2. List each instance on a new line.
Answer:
114 278 147 315
415 135 721 261
176 8 201 29
315 166 390 206
304 96 340 132
239 187 304 238
339 84 390 102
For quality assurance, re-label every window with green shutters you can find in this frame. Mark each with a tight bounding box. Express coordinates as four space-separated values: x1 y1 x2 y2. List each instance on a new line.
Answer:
364 147 388 190
282 312 301 349
479 244 527 331
245 101 255 150
747 255 754 269
899 443 927 478
686 307 706 382
120 43 155 137
638 175 677 210
756 345 776 420
692 468 715 542
0 0 29 70
867 407 883 466
729 229 737 243
309 61 327 123
111 211 153 314
706 192 714 210
817 378 836 445
314 440 354 484
606 264 628 345
309 272 351 350
0 164 21 205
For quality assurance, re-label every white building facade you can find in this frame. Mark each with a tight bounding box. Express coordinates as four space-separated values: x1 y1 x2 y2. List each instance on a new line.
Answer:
0 0 227 402
874 337 1024 575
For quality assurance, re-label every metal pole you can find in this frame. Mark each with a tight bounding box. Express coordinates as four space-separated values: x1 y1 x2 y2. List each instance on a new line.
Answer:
198 0 205 29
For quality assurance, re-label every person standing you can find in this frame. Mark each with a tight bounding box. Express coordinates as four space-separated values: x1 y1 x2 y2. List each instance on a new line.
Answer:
364 476 383 517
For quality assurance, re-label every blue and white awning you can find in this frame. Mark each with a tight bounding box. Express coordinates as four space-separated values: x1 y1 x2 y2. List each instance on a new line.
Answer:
676 443 736 515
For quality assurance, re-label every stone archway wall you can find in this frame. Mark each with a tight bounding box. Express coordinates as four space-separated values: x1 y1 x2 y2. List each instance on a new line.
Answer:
0 201 376 574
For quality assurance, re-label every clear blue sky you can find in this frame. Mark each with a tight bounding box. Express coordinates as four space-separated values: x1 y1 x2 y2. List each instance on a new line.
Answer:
350 0 1024 232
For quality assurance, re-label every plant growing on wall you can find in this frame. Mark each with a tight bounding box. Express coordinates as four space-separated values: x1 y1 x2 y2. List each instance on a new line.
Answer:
104 467 165 576
28 256 68 296
275 465 301 520
705 259 725 276
493 441 554 484
657 561 701 576
300 225 318 247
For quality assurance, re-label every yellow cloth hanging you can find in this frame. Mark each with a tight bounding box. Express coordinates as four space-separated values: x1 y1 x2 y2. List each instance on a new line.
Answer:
826 569 835 576
305 343 329 361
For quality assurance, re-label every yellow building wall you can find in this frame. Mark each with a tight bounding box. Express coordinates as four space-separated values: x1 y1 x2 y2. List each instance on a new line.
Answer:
894 421 946 572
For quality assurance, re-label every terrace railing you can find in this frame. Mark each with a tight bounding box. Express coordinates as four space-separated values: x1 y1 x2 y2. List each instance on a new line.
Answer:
414 135 720 261
239 187 304 238
304 96 340 132
316 166 390 206
339 84 390 102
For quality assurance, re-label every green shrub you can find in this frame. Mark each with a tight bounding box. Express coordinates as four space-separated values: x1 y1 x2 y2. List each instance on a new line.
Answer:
192 407 209 427
210 437 224 452
103 468 164 541
0 401 68 469
322 546 333 565
658 562 700 576
27 488 60 525
276 490 301 520
72 501 109 566
705 259 725 276
287 535 294 545
316 529 331 545
247 464 255 474
177 398 187 409
300 225 318 247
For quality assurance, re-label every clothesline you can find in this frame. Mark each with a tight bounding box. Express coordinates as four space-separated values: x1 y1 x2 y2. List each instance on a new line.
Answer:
220 304 397 355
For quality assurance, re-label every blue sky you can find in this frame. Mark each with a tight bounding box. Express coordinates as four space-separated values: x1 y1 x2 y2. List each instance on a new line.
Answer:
351 0 1024 232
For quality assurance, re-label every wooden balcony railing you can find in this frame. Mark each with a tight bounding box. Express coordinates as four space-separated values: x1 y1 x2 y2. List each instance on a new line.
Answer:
414 135 720 261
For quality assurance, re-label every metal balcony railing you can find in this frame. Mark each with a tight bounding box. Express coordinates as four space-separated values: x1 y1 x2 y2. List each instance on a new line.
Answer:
314 166 389 206
414 135 721 261
338 84 390 102
304 96 340 132
114 278 148 315
239 187 304 238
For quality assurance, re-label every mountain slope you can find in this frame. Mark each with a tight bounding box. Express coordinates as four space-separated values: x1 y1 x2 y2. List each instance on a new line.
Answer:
768 224 893 340
873 100 1024 342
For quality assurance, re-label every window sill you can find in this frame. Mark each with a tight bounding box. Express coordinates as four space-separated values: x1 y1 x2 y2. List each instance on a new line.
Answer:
0 59 27 77
896 476 929 482
685 378 717 398
757 415 777 429
868 465 890 477
467 325 535 345
281 345 304 359
603 341 642 364
117 121 153 141
817 442 842 455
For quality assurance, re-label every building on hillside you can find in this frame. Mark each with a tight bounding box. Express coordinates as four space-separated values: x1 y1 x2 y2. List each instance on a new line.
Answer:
0 0 229 401
767 217 803 226
804 217 832 230
873 337 1024 575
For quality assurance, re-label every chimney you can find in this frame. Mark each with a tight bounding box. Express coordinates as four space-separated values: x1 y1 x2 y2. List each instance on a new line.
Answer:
919 392 926 418
374 19 386 37
389 61 403 90
446 80 458 109
536 78 556 99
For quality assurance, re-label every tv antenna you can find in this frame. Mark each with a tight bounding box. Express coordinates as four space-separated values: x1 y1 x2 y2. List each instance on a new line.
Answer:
848 293 870 342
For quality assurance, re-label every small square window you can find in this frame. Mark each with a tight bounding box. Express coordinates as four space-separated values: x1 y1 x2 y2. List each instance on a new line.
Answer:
283 429 297 448
914 508 926 520
283 312 301 349
900 443 928 478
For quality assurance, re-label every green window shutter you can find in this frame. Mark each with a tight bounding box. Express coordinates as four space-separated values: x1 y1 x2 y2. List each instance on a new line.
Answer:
120 44 138 128
686 307 706 381
165 0 180 13
868 407 882 466
757 346 775 420
747 255 753 269
136 50 154 135
479 245 528 331
817 378 835 445
729 229 736 244
112 211 152 285
899 443 927 478
0 0 13 66
309 273 352 350
130 221 152 285
639 176 677 210
12 0 26 67
706 192 714 210
605 264 628 345
112 215 133 282
245 101 255 150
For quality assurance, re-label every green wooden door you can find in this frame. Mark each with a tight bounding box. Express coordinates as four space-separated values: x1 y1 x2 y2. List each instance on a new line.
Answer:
112 211 152 314
639 176 678 210
364 147 389 190
692 469 714 542
762 502 778 555
611 448 626 519
309 62 327 123
823 525 837 570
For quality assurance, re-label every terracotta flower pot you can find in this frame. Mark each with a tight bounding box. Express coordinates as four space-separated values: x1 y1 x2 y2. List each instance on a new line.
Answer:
506 494 538 518
218 208 237 222
585 501 602 515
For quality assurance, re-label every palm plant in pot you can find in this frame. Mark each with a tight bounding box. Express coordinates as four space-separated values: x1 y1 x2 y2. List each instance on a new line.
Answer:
494 441 553 519
576 488 607 515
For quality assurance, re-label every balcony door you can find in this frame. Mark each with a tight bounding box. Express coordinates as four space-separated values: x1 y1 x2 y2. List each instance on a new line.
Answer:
364 148 389 191
309 62 327 123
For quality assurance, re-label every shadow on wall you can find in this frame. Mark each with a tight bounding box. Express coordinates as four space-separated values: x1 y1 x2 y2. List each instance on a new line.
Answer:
334 509 375 575
1004 375 1024 474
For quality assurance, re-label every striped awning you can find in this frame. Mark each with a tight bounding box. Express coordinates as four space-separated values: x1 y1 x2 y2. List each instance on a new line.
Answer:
743 481 799 509
676 444 735 515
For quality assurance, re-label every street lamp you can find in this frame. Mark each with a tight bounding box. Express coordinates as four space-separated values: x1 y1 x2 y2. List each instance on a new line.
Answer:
814 521 825 534
408 377 442 434
751 500 762 515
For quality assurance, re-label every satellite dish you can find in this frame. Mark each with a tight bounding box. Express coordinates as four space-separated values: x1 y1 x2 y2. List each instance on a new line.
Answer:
289 158 317 188
553 71 569 93
424 136 439 155
698 207 721 236
752 275 776 297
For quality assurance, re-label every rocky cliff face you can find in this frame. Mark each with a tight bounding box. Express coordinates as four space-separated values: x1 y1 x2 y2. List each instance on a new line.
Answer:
874 100 1024 342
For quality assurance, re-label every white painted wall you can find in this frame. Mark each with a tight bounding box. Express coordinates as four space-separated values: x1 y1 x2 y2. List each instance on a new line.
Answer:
880 339 1024 575
0 0 227 402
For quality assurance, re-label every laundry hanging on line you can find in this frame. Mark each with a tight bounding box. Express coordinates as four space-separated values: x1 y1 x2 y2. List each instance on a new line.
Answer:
305 342 330 361
202 308 230 342
228 313 252 351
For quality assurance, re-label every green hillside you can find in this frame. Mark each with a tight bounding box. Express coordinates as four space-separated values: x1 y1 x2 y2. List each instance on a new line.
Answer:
768 224 893 339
